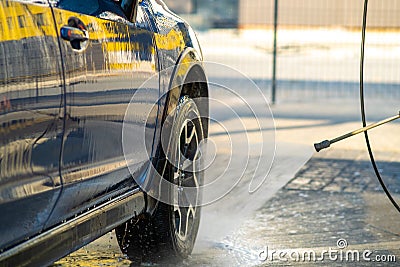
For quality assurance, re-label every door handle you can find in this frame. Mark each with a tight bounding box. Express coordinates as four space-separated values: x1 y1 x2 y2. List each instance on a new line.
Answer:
60 26 88 42
60 17 89 51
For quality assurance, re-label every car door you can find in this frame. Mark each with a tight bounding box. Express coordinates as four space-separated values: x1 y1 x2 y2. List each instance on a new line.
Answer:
45 0 160 225
0 0 64 249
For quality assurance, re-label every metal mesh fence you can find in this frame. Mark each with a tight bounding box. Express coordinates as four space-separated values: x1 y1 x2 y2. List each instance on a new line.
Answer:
164 0 400 103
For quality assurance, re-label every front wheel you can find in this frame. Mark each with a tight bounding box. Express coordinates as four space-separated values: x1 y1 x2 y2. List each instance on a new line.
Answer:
116 96 205 264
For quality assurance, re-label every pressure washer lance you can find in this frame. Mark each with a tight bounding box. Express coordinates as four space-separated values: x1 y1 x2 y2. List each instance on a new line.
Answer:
314 111 400 152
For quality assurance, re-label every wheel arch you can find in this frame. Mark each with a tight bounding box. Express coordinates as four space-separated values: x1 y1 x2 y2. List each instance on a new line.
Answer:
145 47 209 214
163 47 209 139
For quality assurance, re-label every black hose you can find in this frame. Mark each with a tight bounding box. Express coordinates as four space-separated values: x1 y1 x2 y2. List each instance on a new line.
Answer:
360 0 400 213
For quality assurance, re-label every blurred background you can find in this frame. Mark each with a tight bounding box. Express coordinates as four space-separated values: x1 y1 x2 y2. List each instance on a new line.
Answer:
56 1 400 265
164 0 400 259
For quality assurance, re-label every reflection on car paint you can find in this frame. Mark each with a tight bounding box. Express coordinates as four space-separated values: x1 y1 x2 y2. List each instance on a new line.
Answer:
43 1 162 227
0 0 64 249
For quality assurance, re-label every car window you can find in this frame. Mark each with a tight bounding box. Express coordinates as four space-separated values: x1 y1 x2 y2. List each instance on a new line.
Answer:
55 0 100 15
53 0 128 20
120 0 137 21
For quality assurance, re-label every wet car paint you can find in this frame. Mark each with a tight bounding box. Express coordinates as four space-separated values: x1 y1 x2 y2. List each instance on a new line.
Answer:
0 0 64 249
44 0 161 229
0 0 207 265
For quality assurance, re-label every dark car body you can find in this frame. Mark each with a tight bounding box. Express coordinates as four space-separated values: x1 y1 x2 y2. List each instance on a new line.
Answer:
0 0 208 265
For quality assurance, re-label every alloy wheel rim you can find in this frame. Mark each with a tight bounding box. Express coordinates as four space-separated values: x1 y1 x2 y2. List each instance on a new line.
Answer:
173 118 200 242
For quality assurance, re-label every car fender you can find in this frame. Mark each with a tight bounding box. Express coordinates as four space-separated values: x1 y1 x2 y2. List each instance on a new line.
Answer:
145 47 208 214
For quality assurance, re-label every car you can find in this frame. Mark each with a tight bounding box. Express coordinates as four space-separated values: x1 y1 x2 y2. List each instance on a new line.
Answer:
0 0 209 265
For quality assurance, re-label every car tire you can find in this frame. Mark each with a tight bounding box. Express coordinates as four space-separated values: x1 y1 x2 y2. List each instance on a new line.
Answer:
115 95 204 264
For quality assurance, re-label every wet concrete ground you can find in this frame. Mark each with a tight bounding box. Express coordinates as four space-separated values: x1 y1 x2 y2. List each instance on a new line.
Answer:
219 149 400 266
